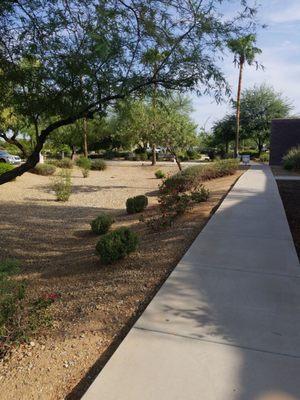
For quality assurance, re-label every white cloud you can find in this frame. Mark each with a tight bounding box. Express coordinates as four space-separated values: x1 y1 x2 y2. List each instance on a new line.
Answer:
268 4 300 23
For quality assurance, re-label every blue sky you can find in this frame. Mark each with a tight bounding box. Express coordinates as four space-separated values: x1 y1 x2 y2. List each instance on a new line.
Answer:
191 0 300 130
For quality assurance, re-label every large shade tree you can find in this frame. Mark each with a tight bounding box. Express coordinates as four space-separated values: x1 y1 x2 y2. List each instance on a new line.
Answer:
239 84 292 155
0 0 258 184
228 34 262 157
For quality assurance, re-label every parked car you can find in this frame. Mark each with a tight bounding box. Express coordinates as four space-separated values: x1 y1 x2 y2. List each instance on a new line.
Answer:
199 154 210 161
0 150 22 165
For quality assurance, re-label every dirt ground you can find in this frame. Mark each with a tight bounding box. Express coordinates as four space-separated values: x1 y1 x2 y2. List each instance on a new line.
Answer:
277 180 300 260
0 161 244 400
271 165 300 177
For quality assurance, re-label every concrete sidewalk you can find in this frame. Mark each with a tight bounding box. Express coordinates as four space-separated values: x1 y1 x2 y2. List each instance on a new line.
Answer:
82 165 300 400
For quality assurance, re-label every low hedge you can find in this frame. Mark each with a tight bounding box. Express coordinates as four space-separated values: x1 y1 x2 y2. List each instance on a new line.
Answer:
96 227 138 264
0 163 14 175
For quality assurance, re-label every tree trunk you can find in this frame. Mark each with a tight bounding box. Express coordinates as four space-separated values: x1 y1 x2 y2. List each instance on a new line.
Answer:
83 116 88 157
258 140 263 157
225 140 229 155
151 144 157 165
71 145 77 160
235 60 244 158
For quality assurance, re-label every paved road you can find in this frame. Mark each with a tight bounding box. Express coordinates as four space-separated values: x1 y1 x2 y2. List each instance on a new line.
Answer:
83 165 300 400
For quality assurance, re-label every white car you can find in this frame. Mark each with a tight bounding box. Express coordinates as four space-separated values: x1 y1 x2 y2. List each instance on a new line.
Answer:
0 150 22 165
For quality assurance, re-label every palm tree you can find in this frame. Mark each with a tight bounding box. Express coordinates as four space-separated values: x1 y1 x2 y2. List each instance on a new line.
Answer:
228 34 262 157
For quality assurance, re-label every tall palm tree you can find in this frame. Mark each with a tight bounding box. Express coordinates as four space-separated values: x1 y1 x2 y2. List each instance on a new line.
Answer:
228 34 262 157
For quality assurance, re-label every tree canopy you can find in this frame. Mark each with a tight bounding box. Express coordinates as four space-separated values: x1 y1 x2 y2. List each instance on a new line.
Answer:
0 0 258 183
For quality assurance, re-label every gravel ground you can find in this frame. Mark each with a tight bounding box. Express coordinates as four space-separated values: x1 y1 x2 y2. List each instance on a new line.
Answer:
0 161 244 400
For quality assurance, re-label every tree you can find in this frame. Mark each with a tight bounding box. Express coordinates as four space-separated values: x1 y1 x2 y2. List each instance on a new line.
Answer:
0 0 258 184
228 34 262 157
239 85 292 155
211 114 236 155
160 109 198 170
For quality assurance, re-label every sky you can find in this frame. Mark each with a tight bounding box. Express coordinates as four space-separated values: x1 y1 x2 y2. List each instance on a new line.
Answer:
191 0 300 130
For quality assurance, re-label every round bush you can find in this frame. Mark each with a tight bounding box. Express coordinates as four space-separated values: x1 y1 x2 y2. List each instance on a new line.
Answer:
96 227 138 264
91 213 114 235
0 163 14 175
155 170 165 179
31 163 56 176
91 159 107 171
76 156 91 169
126 195 148 214
57 158 74 169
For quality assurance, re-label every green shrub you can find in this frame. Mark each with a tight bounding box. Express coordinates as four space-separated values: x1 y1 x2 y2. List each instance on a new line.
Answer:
91 213 114 235
126 195 148 214
155 170 165 179
139 152 148 161
191 187 210 203
283 146 300 171
91 159 107 171
96 227 138 264
76 156 91 178
51 169 72 201
259 153 269 163
31 163 56 176
0 163 14 175
57 158 74 169
104 150 116 160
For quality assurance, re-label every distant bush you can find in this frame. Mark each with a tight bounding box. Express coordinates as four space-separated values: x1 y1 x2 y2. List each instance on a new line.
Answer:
91 159 107 171
139 152 148 161
96 227 138 264
126 195 148 214
104 150 116 160
259 153 269 163
239 150 258 159
31 163 56 176
51 169 72 201
57 158 74 169
155 170 165 179
283 146 300 171
0 163 14 176
91 213 114 235
76 156 91 178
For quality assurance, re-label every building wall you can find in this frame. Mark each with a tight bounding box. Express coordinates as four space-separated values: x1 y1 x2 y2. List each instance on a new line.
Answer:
270 119 300 165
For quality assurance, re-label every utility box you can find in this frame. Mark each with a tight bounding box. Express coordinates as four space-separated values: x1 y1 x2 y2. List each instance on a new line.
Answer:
270 119 300 165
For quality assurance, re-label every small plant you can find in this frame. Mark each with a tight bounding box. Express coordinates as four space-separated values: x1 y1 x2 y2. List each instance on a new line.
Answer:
145 215 174 232
126 195 148 214
191 186 210 203
51 169 72 201
283 146 300 171
76 156 91 178
57 158 74 169
155 170 165 179
91 213 114 235
91 159 107 171
31 163 56 176
96 227 138 264
0 163 14 175
0 259 57 358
